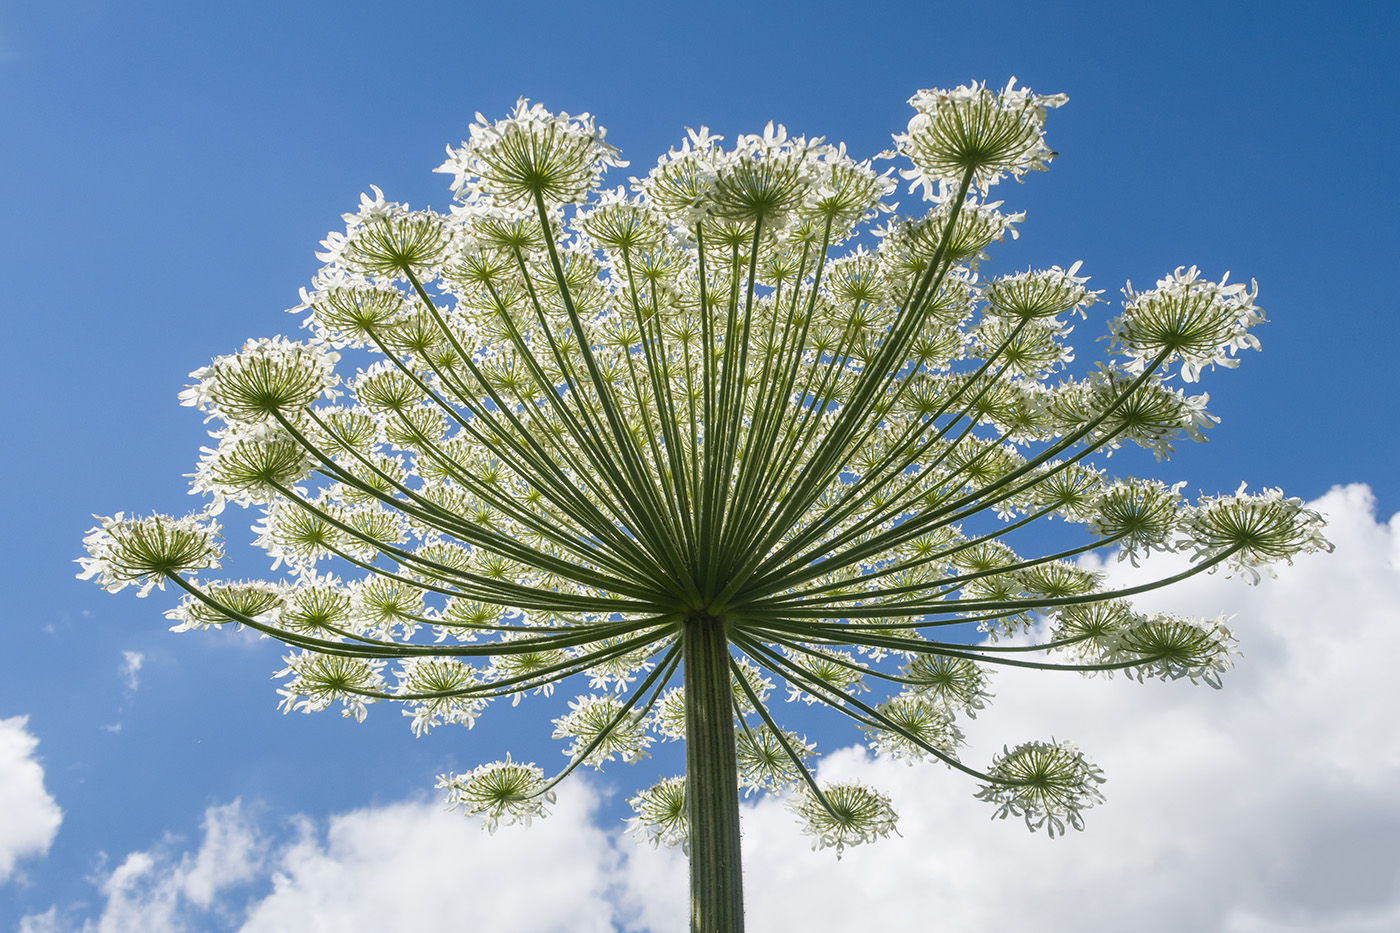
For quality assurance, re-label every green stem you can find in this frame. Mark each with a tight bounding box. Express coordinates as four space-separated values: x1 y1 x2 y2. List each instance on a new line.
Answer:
683 610 744 933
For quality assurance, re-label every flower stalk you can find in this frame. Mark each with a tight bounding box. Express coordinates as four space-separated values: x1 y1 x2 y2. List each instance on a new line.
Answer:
683 611 745 933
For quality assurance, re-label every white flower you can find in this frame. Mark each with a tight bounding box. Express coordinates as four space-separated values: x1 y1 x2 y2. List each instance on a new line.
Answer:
736 726 814 795
551 694 651 767
395 657 489 735
438 756 554 832
897 78 1067 195
789 781 899 855
437 99 625 208
627 776 688 849
865 692 962 762
1109 265 1263 382
180 336 340 426
275 651 385 721
77 511 223 596
1184 483 1333 581
165 579 283 632
188 422 315 513
976 739 1105 837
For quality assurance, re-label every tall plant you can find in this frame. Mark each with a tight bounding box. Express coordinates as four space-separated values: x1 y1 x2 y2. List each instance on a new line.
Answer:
80 81 1328 932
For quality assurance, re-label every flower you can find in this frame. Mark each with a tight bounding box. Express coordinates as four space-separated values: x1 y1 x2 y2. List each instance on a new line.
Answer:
898 78 1067 195
275 651 385 721
976 740 1106 837
437 99 626 208
78 512 223 596
789 781 899 855
627 775 689 849
165 579 283 631
865 692 962 761
317 187 449 280
1088 479 1187 562
551 694 652 767
736 726 813 794
180 336 340 425
981 262 1099 321
189 422 315 512
1112 613 1239 688
1184 483 1333 581
85 87 1327 933
438 756 554 832
395 657 490 736
1109 265 1263 382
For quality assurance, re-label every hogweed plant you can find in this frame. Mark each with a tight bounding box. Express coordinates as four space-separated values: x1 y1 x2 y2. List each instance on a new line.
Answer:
81 80 1330 932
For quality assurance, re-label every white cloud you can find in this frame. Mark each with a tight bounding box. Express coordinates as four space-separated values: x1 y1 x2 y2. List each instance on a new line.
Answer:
26 485 1400 932
0 716 63 884
72 800 265 933
119 651 144 693
33 790 621 933
240 790 619 933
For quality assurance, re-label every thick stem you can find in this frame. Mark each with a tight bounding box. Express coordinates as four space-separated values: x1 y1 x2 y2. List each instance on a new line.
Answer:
683 611 745 933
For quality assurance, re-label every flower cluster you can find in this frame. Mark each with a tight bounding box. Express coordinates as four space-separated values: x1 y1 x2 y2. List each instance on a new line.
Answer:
898 78 1068 196
438 756 554 832
78 512 222 597
83 84 1327 872
437 99 626 209
788 781 900 855
1110 266 1263 382
975 740 1106 837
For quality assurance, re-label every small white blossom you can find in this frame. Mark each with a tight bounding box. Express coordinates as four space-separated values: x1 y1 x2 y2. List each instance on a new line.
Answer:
1110 266 1263 382
78 512 223 596
789 782 899 856
438 756 553 832
551 694 651 767
627 776 688 850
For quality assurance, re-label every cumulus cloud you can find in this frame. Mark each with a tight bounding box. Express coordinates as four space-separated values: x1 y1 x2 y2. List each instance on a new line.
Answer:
61 800 266 933
0 716 63 884
24 485 1400 932
27 790 620 933
240 789 618 933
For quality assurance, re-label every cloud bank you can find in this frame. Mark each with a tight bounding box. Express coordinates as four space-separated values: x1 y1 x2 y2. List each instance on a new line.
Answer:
24 484 1400 932
0 715 63 884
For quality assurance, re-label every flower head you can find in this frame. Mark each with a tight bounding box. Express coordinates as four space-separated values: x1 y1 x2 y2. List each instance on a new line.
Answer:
627 775 689 849
318 187 449 280
437 99 625 208
898 78 1067 195
189 422 315 512
976 740 1105 837
551 694 652 767
78 512 223 596
438 756 554 833
180 337 340 425
789 781 899 855
84 85 1327 889
166 579 283 631
1184 484 1333 581
1110 266 1263 382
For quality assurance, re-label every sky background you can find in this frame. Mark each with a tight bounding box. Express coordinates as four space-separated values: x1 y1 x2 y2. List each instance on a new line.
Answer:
2 1 1398 930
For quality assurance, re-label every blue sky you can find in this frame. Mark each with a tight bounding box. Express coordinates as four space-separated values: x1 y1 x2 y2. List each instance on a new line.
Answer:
2 2 1398 930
